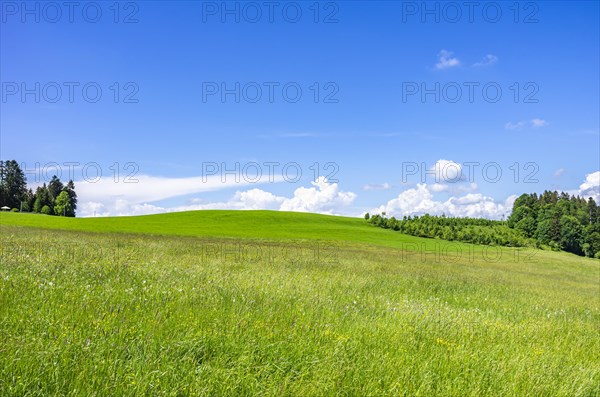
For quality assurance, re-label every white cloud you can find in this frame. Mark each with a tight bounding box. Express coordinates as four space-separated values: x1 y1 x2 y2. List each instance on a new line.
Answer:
363 183 391 191
473 54 498 67
75 173 284 206
373 170 600 220
429 159 464 182
417 160 477 195
232 189 285 209
435 50 461 70
429 183 449 193
374 184 438 215
185 189 287 212
430 182 478 195
79 201 109 217
373 183 515 220
554 168 565 178
73 170 600 220
578 171 600 201
75 172 284 217
78 177 357 217
280 177 357 214
505 118 548 130
460 183 479 193
78 200 171 217
531 118 548 128
505 121 527 131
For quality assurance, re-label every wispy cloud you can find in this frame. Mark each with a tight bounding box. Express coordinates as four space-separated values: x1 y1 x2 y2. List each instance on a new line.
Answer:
473 54 498 67
363 183 391 191
531 118 548 128
74 173 285 213
278 132 320 138
505 118 548 131
504 121 527 131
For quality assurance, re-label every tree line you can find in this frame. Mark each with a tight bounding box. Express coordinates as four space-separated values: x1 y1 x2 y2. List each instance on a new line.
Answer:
0 160 78 217
507 191 599 257
365 191 600 258
364 212 533 248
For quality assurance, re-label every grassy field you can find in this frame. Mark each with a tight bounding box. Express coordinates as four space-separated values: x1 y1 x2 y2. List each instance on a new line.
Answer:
0 211 599 396
0 210 434 248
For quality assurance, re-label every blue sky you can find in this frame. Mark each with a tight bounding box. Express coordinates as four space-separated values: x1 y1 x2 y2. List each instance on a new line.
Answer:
1 1 599 217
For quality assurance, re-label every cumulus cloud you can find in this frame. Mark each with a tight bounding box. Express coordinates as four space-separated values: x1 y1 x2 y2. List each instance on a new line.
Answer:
430 182 478 194
374 184 439 215
428 183 448 193
429 159 464 183
232 189 285 209
72 168 600 220
578 171 600 201
406 159 477 195
78 177 356 217
435 50 461 70
280 177 357 213
372 183 515 220
473 54 498 67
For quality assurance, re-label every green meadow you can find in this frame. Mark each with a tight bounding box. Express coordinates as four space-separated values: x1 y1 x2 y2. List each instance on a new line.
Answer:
0 211 598 396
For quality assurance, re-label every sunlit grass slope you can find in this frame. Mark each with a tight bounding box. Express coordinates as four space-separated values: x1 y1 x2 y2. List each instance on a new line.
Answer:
0 211 598 396
0 210 442 248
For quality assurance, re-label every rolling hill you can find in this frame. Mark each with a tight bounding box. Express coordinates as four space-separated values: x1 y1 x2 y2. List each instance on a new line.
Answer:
1 210 598 396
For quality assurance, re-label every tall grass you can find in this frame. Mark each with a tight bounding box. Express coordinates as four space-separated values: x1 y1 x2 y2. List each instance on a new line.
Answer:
0 219 598 396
